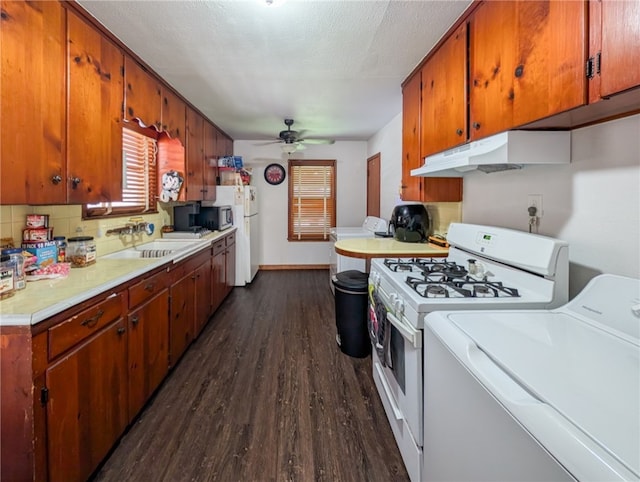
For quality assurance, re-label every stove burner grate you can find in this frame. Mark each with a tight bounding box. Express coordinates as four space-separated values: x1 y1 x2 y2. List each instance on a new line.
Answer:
406 275 520 299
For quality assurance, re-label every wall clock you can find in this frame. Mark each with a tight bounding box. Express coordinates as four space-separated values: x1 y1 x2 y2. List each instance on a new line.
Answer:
264 163 286 185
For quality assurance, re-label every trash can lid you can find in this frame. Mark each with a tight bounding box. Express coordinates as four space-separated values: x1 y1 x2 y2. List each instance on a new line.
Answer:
332 270 368 290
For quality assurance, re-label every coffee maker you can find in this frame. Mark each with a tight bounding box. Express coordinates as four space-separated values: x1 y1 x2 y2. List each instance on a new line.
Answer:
173 203 200 232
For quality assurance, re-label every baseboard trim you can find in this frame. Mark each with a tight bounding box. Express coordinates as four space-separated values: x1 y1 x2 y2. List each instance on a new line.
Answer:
259 264 329 271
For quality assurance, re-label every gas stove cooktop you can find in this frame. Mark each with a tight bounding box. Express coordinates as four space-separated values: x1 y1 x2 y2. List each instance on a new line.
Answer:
383 258 520 299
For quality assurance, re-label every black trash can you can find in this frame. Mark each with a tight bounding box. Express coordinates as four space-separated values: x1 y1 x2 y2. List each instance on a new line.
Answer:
332 270 371 358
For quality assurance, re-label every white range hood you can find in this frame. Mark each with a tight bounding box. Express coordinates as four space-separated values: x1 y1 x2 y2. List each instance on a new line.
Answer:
411 130 571 177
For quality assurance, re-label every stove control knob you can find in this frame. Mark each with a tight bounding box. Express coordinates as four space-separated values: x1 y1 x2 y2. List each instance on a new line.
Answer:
389 293 398 304
395 298 405 315
632 303 640 317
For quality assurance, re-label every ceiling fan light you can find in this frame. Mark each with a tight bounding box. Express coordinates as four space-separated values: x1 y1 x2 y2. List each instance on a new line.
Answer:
281 143 299 154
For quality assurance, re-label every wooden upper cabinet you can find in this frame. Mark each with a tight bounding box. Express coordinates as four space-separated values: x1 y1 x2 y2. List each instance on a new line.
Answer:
469 0 586 140
185 107 205 201
401 72 422 202
203 121 218 201
161 87 186 145
124 56 162 129
421 23 467 158
67 10 124 204
0 0 66 205
593 0 640 100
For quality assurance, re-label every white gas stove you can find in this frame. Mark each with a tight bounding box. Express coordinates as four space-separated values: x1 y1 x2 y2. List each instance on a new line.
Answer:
367 223 569 482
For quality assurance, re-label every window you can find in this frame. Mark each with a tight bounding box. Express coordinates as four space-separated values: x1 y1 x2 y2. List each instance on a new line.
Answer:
288 159 336 241
85 126 157 218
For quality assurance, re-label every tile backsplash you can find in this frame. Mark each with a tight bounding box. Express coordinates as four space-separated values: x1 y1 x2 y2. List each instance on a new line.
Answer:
426 202 463 236
0 204 173 256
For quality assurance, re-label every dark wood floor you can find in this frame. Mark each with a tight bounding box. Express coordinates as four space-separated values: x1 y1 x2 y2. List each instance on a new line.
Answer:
94 270 408 482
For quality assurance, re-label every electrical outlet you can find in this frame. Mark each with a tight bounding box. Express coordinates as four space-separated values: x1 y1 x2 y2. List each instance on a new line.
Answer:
527 194 543 218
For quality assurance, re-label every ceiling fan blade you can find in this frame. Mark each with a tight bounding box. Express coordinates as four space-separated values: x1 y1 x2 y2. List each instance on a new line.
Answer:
298 138 335 145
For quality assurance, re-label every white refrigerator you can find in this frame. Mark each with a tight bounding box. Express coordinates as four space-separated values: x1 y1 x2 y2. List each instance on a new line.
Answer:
211 185 259 285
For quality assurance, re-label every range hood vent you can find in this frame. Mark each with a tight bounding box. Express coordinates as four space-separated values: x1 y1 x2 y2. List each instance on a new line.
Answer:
411 130 571 177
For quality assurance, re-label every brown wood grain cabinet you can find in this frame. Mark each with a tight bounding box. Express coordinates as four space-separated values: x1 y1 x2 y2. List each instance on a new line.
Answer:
420 23 467 158
194 251 213 336
43 292 129 482
161 87 186 145
0 0 66 205
401 71 463 203
127 270 170 419
168 262 196 367
225 232 237 291
468 0 587 140
185 106 206 201
66 10 124 204
204 121 219 201
211 237 226 311
124 55 162 129
590 0 640 102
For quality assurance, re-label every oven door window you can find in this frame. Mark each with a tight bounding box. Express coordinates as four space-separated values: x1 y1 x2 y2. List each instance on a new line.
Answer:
389 325 405 393
369 287 406 394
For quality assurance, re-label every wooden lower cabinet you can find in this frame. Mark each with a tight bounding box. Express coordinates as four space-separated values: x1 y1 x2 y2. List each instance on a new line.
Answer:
45 318 129 482
1 240 235 480
194 256 213 337
168 267 195 367
128 290 169 418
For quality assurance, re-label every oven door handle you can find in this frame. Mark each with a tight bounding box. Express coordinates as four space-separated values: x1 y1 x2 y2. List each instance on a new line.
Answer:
386 312 422 349
374 361 403 421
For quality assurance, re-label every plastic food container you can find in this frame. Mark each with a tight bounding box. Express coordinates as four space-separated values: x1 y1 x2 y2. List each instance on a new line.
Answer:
0 254 15 299
66 236 96 268
1 248 25 290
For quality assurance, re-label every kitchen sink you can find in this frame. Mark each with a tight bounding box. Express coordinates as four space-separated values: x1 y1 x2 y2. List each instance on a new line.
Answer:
101 240 202 260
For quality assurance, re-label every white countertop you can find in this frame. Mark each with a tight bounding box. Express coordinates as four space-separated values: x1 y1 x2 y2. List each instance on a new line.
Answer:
0 229 235 327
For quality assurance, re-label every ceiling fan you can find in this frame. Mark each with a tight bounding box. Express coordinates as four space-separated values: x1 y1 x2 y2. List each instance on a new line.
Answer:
258 119 335 153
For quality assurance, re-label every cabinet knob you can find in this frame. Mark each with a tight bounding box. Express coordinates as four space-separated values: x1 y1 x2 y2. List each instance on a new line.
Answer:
131 316 139 326
456 128 463 136
117 327 126 335
51 175 63 185
71 177 82 188
472 122 481 130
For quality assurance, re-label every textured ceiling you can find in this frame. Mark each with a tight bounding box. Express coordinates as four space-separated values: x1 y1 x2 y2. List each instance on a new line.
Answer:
77 0 472 142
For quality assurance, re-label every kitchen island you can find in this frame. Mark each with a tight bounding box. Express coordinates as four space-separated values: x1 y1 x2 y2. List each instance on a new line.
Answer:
335 238 448 271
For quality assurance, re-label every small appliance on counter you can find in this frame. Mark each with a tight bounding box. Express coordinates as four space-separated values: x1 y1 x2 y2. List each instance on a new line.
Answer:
164 202 212 239
197 205 233 231
389 203 431 243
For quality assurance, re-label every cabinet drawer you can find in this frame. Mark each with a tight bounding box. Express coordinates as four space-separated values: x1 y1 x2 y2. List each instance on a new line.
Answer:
48 293 124 360
225 232 236 246
129 270 167 308
213 238 225 255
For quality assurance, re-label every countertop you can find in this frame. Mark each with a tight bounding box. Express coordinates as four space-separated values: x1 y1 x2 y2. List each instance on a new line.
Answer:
334 237 449 259
0 229 236 327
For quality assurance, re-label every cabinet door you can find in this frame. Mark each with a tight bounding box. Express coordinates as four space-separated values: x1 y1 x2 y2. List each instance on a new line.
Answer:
400 72 422 201
169 272 195 367
469 0 586 139
161 87 186 145
45 319 128 482
421 23 467 158
599 0 640 98
67 11 124 204
0 0 66 204
185 107 205 201
225 240 236 294
203 121 218 201
128 290 169 419
194 259 212 335
211 239 225 312
124 55 162 129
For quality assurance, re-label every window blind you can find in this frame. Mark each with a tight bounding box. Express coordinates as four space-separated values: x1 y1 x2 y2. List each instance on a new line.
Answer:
85 127 157 217
288 160 336 241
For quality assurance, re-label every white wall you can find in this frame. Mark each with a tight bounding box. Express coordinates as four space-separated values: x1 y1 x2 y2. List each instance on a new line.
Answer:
367 113 403 219
234 140 367 266
461 114 640 297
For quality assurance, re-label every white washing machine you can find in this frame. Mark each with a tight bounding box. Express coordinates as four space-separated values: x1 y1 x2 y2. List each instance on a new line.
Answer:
329 216 387 292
